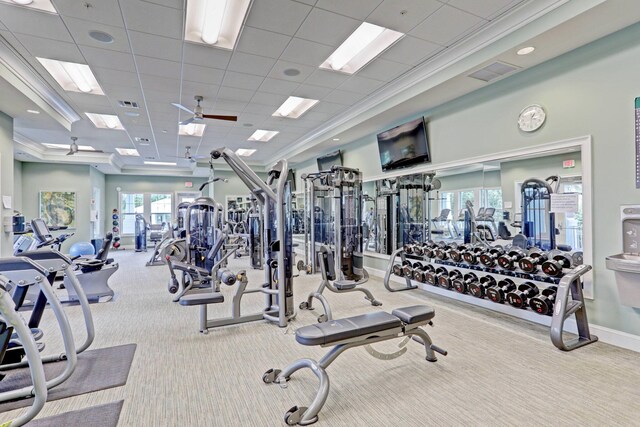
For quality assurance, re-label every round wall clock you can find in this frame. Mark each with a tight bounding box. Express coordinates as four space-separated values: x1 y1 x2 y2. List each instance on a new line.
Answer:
517 104 546 132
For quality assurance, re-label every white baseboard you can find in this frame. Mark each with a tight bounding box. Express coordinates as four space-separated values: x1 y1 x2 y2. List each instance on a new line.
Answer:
366 266 640 353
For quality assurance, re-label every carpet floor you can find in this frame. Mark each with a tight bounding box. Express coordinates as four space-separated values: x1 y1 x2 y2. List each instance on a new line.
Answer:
0 250 638 426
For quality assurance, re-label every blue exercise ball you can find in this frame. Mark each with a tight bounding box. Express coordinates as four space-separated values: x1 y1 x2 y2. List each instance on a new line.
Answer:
70 241 95 257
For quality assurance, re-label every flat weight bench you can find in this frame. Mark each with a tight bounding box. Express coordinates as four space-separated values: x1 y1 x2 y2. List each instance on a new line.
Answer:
263 305 447 426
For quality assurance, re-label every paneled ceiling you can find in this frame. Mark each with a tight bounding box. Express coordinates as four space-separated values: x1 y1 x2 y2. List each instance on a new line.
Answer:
1 0 639 174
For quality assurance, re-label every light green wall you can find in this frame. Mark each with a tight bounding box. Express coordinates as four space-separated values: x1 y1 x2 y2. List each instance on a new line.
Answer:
0 113 14 256
13 160 22 212
89 167 106 239
21 163 92 248
297 22 640 335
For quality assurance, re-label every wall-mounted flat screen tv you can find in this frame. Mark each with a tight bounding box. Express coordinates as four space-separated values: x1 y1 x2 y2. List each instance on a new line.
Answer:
377 117 430 171
317 150 343 171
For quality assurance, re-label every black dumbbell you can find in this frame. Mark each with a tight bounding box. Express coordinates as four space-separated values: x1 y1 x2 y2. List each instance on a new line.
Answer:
462 246 484 265
434 243 458 260
401 260 414 278
529 285 557 315
541 251 572 277
403 244 414 255
413 264 434 283
468 275 496 298
497 248 525 270
438 269 462 290
409 262 423 280
486 278 517 303
518 248 548 273
392 263 403 276
413 245 425 256
479 246 505 267
506 282 539 309
453 272 477 294
427 267 448 286
448 245 467 263
423 243 439 259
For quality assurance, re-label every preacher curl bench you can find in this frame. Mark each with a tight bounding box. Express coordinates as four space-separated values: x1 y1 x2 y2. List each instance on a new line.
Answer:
263 305 447 425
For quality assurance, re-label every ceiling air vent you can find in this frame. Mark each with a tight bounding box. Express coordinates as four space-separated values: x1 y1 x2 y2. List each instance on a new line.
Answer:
468 61 520 82
134 137 150 145
117 100 139 108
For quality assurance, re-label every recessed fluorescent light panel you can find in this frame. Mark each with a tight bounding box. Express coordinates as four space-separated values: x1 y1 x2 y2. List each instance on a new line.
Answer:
1 0 57 13
320 22 404 74
43 143 95 151
184 0 251 50
116 148 140 156
37 58 104 94
248 129 279 142
85 113 124 130
272 96 318 119
144 161 176 166
235 148 256 157
179 123 206 136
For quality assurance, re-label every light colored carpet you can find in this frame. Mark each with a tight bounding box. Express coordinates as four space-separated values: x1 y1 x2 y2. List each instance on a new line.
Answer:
27 400 123 427
1 250 638 427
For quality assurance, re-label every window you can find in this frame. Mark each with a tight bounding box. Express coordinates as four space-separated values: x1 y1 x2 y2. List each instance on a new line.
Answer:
440 192 454 214
151 193 172 226
459 190 475 212
480 188 503 222
121 193 144 235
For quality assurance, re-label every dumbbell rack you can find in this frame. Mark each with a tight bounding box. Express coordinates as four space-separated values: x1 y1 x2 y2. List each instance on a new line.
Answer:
384 248 598 351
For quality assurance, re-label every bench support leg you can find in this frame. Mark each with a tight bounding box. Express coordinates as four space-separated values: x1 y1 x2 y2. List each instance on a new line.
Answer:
406 328 438 362
274 358 330 426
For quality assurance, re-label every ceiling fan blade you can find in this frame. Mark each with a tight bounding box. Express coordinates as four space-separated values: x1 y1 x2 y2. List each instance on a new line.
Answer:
66 151 74 156
202 114 238 122
171 103 194 114
78 149 104 153
179 117 195 126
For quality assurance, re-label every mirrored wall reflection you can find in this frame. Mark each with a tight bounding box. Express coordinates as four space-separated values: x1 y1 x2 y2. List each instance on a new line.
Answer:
292 192 305 236
364 147 584 255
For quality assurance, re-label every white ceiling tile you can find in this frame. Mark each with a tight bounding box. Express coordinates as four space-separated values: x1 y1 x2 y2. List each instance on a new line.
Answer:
179 82 220 100
136 56 181 79
245 0 312 36
236 26 292 59
221 71 265 91
303 69 349 89
380 35 443 65
120 0 183 39
292 84 332 100
211 99 247 113
301 111 333 122
101 84 144 101
128 31 182 61
242 103 280 114
0 4 73 42
295 0 317 5
279 37 334 67
410 4 485 46
268 60 315 82
93 68 140 89
183 64 225 85
337 75 386 94
15 34 84 63
258 78 300 96
447 0 518 19
141 0 183 9
368 0 443 33
183 43 232 69
295 8 360 46
227 52 277 77
63 17 131 53
54 0 125 27
322 89 366 105
66 92 114 109
358 58 411 81
141 74 180 92
218 86 255 103
315 0 383 20
80 46 137 72
250 91 288 106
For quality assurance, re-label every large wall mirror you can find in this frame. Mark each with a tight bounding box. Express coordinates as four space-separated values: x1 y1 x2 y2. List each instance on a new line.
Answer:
362 136 592 297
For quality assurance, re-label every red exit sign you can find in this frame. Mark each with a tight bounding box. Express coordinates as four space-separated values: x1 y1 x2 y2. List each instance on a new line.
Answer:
184 181 193 188
563 159 575 169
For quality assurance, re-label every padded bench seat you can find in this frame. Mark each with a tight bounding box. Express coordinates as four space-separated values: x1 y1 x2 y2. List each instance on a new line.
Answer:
179 292 224 306
333 280 357 290
295 305 436 346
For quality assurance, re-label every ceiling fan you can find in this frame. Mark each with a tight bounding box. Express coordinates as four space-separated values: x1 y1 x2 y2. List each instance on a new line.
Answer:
67 136 103 156
172 146 209 162
171 95 237 125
